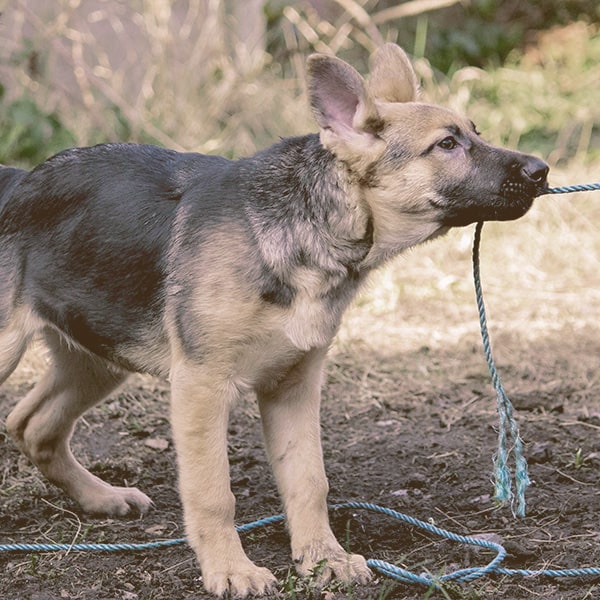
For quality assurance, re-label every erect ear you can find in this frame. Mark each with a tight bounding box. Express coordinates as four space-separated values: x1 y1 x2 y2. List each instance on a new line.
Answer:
368 43 419 103
306 53 385 170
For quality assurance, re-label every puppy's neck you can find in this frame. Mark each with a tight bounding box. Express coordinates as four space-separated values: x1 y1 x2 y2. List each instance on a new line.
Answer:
241 134 374 277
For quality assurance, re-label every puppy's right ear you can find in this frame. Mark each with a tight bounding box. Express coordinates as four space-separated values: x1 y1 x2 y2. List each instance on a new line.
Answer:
307 54 385 170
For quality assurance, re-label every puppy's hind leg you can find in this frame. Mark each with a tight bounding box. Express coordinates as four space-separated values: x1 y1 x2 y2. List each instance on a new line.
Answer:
0 309 36 386
6 329 151 516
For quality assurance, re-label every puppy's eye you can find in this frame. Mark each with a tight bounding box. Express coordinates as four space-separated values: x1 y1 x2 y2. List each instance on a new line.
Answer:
438 136 458 150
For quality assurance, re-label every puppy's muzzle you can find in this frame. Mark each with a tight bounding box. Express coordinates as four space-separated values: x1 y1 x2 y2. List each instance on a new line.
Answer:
520 155 549 188
502 155 549 200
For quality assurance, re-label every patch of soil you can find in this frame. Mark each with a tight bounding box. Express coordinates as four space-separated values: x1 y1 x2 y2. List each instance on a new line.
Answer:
1 331 599 600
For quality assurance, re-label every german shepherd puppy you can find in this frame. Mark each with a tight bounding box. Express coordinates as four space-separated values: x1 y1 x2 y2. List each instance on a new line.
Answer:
1 44 547 596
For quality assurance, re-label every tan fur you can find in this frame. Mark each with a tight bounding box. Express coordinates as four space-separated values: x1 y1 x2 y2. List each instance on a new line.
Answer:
368 42 421 102
6 330 145 515
0 307 40 383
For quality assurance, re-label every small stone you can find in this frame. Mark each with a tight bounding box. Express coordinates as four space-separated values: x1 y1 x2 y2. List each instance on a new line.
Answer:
144 438 169 451
528 442 552 464
504 539 538 561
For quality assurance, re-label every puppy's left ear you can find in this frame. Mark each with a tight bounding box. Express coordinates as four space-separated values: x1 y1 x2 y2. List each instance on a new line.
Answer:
307 54 385 169
368 43 420 103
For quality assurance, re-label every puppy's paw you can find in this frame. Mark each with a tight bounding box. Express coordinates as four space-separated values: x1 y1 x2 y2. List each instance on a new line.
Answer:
294 540 372 587
202 561 277 598
78 485 152 517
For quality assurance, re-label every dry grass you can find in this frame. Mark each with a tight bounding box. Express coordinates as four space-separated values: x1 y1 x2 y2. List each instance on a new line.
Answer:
1 0 316 156
3 2 597 160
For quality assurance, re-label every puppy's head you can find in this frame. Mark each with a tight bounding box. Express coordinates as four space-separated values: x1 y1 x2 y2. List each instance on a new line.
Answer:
307 44 548 264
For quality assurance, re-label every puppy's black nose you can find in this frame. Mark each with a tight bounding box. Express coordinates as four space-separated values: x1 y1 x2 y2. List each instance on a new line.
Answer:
521 156 549 185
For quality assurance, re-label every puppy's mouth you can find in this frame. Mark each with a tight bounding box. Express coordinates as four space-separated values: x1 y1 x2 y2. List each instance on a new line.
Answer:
500 176 549 201
433 153 549 227
436 176 548 227
436 194 535 227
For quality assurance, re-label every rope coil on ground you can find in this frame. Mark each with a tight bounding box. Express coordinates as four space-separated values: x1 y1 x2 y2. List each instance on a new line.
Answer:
2 183 599 590
2 502 600 587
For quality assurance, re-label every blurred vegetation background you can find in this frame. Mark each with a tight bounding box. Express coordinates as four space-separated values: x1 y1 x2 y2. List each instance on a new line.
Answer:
0 0 598 169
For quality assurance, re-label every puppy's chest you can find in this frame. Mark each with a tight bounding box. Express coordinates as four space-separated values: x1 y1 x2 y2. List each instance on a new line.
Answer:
233 267 357 389
279 265 357 351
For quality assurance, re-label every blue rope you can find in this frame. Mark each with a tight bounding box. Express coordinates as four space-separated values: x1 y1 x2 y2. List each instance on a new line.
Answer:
472 221 530 517
0 539 186 553
471 181 600 518
2 502 599 587
0 514 288 553
2 182 599 590
542 183 600 194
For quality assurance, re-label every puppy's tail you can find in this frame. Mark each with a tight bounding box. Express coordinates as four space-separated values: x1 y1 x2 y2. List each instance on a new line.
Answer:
0 165 27 211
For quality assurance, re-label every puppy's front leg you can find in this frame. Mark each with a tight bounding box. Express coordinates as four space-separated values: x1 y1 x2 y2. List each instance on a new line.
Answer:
258 348 372 586
170 362 276 597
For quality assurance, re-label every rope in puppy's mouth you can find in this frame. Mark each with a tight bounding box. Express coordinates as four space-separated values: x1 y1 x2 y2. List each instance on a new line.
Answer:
473 182 600 517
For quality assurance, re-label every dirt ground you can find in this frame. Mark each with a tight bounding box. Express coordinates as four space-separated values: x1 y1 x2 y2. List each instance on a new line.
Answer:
1 333 598 599
1 222 599 600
